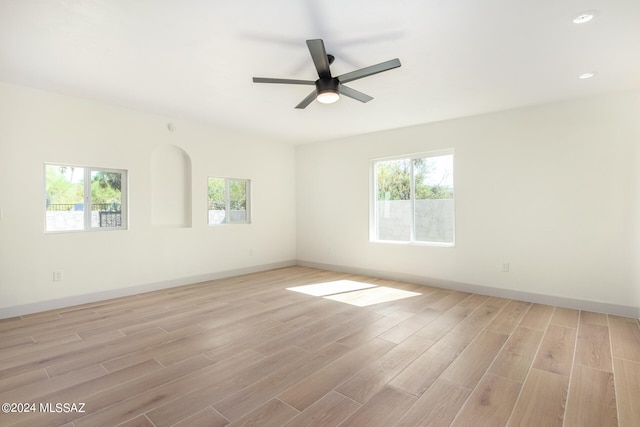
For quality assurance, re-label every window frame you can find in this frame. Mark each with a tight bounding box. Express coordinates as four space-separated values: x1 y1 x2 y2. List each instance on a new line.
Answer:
207 176 251 225
370 149 455 246
44 163 128 233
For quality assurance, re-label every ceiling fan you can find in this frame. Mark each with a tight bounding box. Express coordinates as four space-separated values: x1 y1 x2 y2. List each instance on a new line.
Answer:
252 39 401 109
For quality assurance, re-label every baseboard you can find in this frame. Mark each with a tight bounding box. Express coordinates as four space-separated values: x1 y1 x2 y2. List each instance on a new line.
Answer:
0 260 297 320
2 259 637 320
296 260 640 319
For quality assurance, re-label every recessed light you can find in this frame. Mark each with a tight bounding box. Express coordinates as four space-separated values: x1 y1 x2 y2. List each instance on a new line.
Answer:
573 10 600 24
579 72 596 79
573 14 593 24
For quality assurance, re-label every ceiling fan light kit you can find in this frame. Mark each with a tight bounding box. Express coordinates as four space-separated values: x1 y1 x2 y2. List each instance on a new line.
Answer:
253 39 401 109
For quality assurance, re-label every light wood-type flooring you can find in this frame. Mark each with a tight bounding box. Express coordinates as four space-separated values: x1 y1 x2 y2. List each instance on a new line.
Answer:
1 266 639 427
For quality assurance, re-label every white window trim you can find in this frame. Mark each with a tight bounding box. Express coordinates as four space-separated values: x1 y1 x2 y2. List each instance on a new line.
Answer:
44 163 128 233
369 149 455 247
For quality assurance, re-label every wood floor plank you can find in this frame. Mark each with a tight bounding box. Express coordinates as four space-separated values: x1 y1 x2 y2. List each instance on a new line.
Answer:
612 358 640 426
509 368 569 427
336 335 434 403
74 351 264 427
252 306 352 357
451 374 522 427
277 338 395 411
486 300 531 335
336 311 413 347
426 291 472 312
449 297 508 337
395 379 470 427
1 358 162 424
213 342 353 421
580 310 608 326
295 310 385 351
440 330 509 389
550 307 580 328
488 326 544 382
608 315 640 362
339 386 417 427
54 325 199 374
575 322 612 371
518 303 554 331
7 355 213 427
170 407 229 427
227 398 298 427
389 332 473 396
0 334 34 350
31 329 82 345
0 363 110 426
202 326 299 364
0 362 109 405
282 391 359 427
114 414 155 427
564 365 617 427
414 305 474 341
533 324 577 376
386 287 449 314
146 346 308 427
0 329 124 377
0 368 48 394
376 309 442 344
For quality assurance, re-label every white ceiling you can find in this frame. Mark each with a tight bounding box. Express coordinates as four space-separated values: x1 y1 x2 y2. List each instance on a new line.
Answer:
1 0 639 144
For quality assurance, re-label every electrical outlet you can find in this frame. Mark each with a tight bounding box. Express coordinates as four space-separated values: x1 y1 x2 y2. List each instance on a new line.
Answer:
53 271 64 282
502 262 510 273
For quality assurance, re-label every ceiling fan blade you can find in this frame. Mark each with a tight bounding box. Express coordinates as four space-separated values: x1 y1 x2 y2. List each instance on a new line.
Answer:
295 90 318 109
339 84 374 103
253 77 315 85
337 58 401 84
306 39 332 79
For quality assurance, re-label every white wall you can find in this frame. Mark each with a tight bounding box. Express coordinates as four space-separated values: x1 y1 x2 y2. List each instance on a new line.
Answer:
1 81 638 318
0 82 297 316
296 92 640 316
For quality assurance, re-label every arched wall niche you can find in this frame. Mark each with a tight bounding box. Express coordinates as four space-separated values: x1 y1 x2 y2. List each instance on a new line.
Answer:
150 144 192 227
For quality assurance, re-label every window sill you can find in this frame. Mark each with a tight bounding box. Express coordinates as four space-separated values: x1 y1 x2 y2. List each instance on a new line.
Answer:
369 239 455 248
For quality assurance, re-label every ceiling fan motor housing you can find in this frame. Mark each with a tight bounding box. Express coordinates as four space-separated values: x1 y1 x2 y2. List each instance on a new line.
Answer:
315 77 340 104
315 77 340 95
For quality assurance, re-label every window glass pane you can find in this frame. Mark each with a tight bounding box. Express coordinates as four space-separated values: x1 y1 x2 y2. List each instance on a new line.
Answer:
208 177 250 225
229 179 248 223
45 165 85 231
90 171 123 228
372 152 455 245
375 159 411 241
413 155 454 243
208 177 227 224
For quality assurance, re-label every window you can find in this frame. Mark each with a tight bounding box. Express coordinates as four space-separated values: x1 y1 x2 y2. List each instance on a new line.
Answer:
371 150 454 245
45 164 127 232
208 177 251 224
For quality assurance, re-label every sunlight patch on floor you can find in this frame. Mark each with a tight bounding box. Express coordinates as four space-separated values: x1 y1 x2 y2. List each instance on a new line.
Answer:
287 280 376 296
324 286 422 307
287 280 421 307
